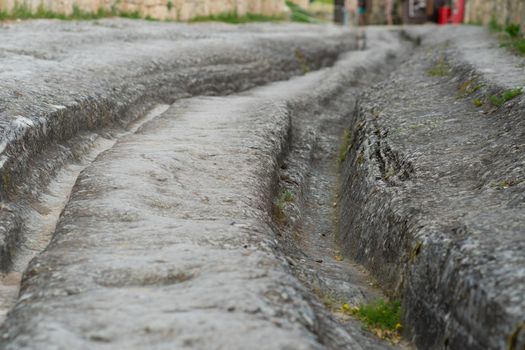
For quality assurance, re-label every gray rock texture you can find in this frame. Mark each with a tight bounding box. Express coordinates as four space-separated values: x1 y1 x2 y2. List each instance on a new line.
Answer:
0 24 410 349
338 25 525 350
0 19 355 271
0 20 522 350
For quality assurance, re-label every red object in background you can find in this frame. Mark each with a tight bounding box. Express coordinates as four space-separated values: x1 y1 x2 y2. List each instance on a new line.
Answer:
451 0 465 24
438 6 451 25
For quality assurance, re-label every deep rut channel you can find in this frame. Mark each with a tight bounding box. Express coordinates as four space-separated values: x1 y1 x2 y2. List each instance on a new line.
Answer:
0 29 416 349
0 104 170 322
272 32 414 349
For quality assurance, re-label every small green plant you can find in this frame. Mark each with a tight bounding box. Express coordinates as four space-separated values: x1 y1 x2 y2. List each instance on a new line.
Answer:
11 2 33 19
489 17 502 32
273 189 294 224
428 57 450 77
458 79 484 98
491 178 523 190
280 189 294 203
338 129 353 164
341 300 402 342
505 24 520 38
285 0 317 23
119 10 141 19
191 11 282 24
513 39 525 54
167 0 173 11
473 98 484 107
491 19 525 56
72 4 83 18
294 48 310 74
488 87 523 107
504 38 525 55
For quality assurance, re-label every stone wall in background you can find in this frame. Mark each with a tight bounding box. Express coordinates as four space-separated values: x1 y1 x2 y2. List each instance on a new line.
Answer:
465 0 525 31
0 0 311 20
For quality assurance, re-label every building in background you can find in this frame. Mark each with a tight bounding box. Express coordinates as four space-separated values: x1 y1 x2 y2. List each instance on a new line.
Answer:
352 0 524 27
337 0 466 25
1 0 523 29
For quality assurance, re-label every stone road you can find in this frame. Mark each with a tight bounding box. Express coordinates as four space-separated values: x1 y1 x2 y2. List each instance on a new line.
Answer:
0 19 523 350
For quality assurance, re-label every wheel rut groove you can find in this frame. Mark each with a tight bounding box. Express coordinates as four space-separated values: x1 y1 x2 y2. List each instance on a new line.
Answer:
272 29 415 349
0 104 169 323
0 21 357 333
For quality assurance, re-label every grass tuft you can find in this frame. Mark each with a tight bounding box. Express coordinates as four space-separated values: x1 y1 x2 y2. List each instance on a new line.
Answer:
505 24 520 38
191 12 283 24
488 87 523 107
280 189 294 203
489 17 525 56
285 1 317 23
341 299 402 342
119 10 141 19
428 57 450 77
473 98 484 107
502 37 525 55
489 17 503 32
458 79 484 98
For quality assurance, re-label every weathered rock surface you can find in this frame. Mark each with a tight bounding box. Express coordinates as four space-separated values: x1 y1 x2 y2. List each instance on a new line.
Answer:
0 25 410 349
0 19 354 271
1 20 522 350
338 25 525 350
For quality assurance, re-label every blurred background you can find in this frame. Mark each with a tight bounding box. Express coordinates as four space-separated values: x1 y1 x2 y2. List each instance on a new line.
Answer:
0 0 523 36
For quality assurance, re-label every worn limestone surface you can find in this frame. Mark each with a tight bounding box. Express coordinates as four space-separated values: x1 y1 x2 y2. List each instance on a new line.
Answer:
0 28 409 349
0 19 355 271
339 25 524 350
